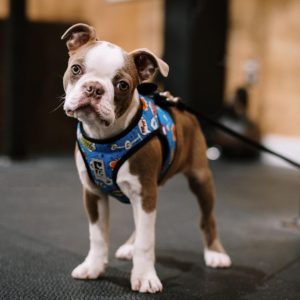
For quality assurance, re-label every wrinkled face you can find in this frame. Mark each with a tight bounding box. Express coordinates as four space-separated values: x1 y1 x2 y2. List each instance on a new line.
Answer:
63 42 139 127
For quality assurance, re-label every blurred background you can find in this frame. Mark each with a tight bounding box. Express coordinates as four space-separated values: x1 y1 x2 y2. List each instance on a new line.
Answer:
0 0 299 162
0 2 300 299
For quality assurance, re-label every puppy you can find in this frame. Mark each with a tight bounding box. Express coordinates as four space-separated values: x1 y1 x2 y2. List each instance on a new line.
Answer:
61 23 231 294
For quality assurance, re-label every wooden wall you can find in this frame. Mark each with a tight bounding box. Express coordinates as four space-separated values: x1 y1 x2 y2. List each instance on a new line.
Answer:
0 0 164 55
226 0 300 137
0 0 8 18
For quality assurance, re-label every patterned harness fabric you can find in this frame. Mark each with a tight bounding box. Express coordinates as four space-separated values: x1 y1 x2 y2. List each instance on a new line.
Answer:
77 95 177 204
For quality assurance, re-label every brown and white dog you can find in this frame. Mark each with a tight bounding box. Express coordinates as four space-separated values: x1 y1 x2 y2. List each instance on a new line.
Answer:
61 23 231 294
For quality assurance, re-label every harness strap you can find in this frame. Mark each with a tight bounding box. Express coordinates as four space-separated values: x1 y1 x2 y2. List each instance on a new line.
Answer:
77 95 177 203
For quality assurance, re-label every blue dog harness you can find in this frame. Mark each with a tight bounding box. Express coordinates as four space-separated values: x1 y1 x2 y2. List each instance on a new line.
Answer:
77 95 176 203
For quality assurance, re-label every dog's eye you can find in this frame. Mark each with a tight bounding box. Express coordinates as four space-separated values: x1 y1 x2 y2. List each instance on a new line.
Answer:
71 64 82 76
117 81 129 92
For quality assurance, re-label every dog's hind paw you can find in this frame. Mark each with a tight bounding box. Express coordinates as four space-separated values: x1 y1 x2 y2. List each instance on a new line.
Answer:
115 244 134 260
204 248 232 268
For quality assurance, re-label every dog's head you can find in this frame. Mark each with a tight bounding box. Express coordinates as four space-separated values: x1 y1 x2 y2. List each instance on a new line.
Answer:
61 23 169 128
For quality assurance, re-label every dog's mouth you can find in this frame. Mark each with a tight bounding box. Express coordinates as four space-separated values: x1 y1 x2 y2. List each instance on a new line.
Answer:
65 104 92 117
66 104 111 127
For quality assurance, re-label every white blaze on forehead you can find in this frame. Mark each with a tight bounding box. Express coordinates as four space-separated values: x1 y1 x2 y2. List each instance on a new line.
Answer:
85 42 125 78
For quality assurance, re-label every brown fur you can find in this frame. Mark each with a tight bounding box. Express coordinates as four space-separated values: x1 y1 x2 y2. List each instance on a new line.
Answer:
84 188 99 224
113 55 140 118
159 108 206 181
75 145 101 224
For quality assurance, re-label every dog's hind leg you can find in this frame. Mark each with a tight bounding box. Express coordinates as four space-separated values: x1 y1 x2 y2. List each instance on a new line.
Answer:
71 189 110 279
185 168 231 268
115 231 135 260
184 131 231 268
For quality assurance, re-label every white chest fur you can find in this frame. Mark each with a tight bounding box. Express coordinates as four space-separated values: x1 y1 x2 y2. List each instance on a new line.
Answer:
75 149 102 196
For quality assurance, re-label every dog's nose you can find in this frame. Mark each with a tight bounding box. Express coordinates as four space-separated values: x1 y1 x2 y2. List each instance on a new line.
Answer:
84 82 104 99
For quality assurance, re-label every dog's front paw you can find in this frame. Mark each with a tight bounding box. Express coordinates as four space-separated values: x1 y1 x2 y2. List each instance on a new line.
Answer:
115 244 133 260
204 248 232 268
131 271 163 293
71 260 106 280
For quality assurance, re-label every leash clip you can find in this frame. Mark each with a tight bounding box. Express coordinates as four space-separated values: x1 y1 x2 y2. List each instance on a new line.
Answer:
159 91 180 104
155 91 187 111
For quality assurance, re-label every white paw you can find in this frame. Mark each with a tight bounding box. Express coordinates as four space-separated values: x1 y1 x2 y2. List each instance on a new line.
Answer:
115 244 134 260
204 248 232 268
131 271 163 293
71 260 105 279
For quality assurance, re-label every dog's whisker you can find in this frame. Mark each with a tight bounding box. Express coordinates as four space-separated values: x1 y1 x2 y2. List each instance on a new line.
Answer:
50 100 65 113
57 95 66 102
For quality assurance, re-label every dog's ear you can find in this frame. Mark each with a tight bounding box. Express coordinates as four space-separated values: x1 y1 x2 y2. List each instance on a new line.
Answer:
129 48 169 81
61 23 97 53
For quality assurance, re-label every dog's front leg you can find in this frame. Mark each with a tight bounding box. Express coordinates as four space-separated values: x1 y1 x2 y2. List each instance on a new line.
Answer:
117 161 162 293
72 189 109 279
130 201 162 293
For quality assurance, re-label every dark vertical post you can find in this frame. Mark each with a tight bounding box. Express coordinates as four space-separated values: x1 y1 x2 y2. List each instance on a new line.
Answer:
164 0 228 115
188 0 228 115
5 0 27 159
163 0 191 101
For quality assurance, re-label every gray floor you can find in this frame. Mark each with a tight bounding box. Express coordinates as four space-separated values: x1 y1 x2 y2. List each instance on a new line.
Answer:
0 157 299 299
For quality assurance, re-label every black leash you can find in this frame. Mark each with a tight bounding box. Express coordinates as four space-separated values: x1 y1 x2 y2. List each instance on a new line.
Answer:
181 102 300 169
137 83 300 169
